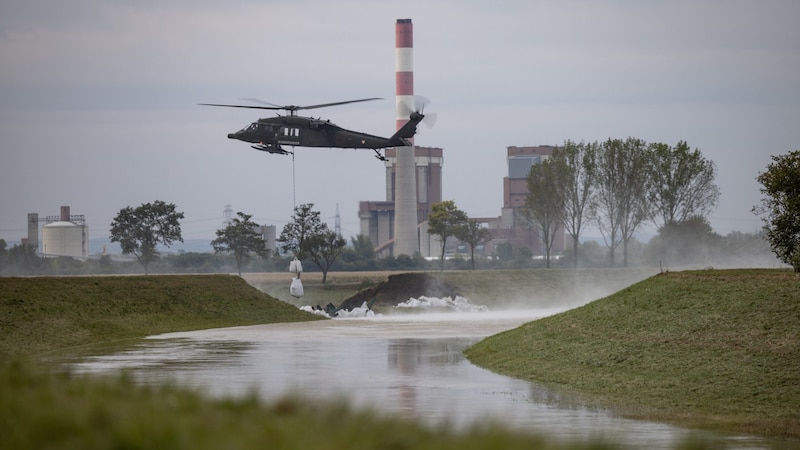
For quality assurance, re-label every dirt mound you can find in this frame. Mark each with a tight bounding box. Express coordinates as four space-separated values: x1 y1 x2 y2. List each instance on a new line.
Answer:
337 273 461 311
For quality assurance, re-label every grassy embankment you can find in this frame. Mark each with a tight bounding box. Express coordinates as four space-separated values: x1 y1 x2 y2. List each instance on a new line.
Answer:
0 274 323 357
1 273 629 450
465 269 800 439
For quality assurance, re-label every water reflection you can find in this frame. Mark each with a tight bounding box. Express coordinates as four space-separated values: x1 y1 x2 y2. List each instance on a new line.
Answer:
66 313 779 449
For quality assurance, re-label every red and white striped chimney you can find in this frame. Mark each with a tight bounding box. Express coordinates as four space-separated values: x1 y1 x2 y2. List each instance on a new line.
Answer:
393 18 419 256
395 19 414 134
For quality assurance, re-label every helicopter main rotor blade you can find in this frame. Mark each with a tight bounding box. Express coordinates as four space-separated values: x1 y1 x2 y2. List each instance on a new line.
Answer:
199 97 383 113
239 98 284 108
298 98 383 111
198 103 284 110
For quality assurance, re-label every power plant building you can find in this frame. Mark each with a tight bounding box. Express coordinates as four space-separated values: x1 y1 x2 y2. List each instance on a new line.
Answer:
359 146 443 258
477 146 566 258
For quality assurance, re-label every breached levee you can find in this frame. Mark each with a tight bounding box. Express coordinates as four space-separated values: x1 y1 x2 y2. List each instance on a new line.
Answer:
299 272 488 318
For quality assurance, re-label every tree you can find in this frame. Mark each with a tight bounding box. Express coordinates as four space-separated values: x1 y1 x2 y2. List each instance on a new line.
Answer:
521 156 564 268
277 203 326 260
753 150 800 272
456 219 491 270
277 203 343 283
428 200 468 271
211 212 269 276
307 229 346 283
0 239 6 274
339 234 377 271
592 138 652 267
110 200 184 274
591 140 625 267
649 140 720 229
552 140 597 268
645 216 720 268
350 234 376 261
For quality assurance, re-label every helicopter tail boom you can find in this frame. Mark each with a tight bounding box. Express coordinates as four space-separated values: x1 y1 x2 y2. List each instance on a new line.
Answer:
389 111 424 146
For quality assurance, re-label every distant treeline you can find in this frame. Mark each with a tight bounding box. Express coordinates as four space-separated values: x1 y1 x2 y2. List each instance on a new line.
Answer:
0 229 783 276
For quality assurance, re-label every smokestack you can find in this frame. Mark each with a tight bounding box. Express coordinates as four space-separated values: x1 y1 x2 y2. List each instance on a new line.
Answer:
393 18 418 256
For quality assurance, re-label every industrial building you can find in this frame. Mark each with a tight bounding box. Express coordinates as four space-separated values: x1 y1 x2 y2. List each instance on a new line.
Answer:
23 205 89 259
358 145 565 260
479 145 566 258
359 146 443 258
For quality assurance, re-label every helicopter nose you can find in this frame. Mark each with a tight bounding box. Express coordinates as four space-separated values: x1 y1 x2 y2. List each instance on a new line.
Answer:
227 133 236 139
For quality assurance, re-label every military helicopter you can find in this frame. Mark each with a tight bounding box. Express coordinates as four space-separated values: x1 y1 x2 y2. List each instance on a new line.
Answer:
199 97 432 161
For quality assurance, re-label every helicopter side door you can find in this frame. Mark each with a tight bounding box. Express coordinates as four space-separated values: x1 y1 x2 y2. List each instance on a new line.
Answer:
278 125 301 147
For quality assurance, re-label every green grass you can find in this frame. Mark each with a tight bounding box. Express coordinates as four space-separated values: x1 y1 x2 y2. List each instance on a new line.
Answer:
433 268 659 308
1 361 630 450
1 270 795 448
0 275 323 357
465 269 800 438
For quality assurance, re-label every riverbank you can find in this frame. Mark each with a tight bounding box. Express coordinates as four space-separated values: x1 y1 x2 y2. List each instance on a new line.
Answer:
465 269 800 439
0 274 323 357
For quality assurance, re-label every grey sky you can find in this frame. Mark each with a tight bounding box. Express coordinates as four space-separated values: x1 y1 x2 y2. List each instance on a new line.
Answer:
1 0 798 247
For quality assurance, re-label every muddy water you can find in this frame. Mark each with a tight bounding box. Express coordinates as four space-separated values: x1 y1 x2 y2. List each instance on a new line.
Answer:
69 310 776 449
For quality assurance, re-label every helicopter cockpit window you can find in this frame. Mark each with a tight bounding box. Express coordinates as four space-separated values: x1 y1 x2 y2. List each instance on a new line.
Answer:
247 123 259 132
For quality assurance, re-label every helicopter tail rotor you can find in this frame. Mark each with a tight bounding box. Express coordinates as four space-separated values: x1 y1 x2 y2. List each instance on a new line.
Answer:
398 95 436 128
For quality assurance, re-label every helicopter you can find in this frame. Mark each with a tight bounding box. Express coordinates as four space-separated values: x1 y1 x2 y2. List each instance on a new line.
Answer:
199 97 432 161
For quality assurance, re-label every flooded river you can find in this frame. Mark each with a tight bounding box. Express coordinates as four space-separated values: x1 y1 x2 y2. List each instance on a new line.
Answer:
69 309 781 449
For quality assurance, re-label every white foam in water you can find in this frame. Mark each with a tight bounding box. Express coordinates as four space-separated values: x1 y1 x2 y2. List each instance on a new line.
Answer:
334 302 379 318
396 296 489 313
299 302 379 318
300 296 489 318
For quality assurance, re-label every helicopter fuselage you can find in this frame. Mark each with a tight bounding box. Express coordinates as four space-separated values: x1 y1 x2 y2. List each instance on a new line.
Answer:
226 113 422 155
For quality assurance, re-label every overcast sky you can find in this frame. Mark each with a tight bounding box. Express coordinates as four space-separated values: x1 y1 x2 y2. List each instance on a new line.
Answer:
1 0 798 250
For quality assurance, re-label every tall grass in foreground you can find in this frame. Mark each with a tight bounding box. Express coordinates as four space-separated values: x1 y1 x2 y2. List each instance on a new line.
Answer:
0 361 649 450
466 269 800 438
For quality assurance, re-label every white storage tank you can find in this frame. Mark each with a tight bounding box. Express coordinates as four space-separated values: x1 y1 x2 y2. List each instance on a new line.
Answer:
42 221 88 258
